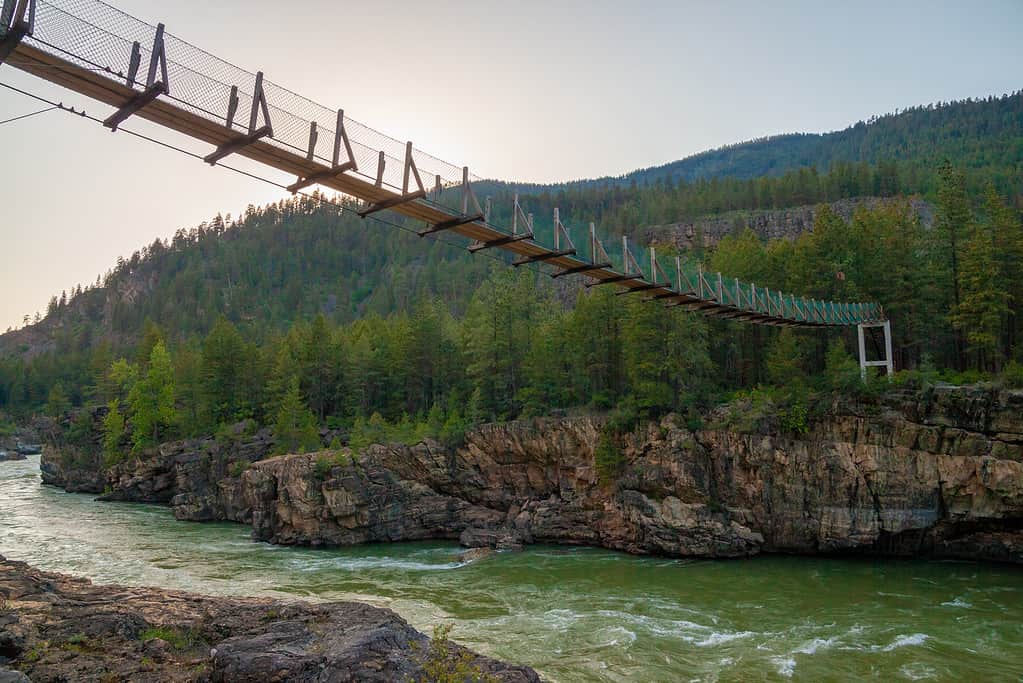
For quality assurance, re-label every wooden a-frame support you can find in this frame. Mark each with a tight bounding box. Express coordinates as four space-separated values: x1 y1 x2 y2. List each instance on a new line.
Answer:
103 21 168 130
550 221 611 278
287 109 359 193
468 193 533 252
204 70 274 164
419 166 485 236
513 209 577 266
586 235 643 288
358 141 427 217
0 0 34 65
619 246 672 296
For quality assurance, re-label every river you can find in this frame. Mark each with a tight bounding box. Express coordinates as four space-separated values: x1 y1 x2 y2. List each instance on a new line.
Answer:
1 455 1020 681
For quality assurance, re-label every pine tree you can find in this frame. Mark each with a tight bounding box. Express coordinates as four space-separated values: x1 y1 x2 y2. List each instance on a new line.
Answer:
127 341 177 450
272 376 319 455
45 382 71 418
935 162 972 369
202 317 249 425
102 399 127 466
952 206 1009 370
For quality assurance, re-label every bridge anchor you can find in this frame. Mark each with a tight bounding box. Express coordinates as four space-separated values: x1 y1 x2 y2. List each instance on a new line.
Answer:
0 0 34 65
857 320 894 381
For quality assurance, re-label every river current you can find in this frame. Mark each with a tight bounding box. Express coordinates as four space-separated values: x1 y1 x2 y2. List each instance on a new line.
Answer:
1 455 1020 681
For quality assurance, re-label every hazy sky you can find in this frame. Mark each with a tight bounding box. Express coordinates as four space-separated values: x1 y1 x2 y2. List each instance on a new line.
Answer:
1 0 1021 330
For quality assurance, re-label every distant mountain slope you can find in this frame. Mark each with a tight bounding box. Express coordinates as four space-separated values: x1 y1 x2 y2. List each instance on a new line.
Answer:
484 91 1023 191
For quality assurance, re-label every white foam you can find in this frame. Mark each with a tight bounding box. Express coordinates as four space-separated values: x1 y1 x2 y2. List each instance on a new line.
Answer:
940 597 972 608
772 656 796 677
598 626 637 647
694 630 754 647
899 663 939 680
880 633 929 652
793 636 838 655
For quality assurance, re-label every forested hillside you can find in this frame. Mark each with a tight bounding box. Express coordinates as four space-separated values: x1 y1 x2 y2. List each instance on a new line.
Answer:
492 91 1023 193
1 92 1021 447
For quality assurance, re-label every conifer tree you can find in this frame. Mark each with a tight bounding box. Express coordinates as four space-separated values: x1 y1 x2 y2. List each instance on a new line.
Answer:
272 376 319 455
952 205 1009 370
127 341 177 450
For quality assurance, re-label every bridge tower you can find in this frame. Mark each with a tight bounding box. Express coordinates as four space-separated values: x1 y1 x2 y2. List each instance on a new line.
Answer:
857 320 894 380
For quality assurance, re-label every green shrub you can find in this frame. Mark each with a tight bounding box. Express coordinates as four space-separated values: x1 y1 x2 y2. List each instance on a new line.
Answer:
228 460 249 478
410 624 496 683
313 454 334 480
999 361 1023 389
594 433 625 484
780 401 809 435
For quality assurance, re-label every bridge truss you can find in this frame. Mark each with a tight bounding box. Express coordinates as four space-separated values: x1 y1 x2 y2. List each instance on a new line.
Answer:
0 0 890 338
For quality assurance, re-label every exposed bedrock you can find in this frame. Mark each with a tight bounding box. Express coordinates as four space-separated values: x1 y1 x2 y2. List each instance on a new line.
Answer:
0 556 539 682
41 385 1023 562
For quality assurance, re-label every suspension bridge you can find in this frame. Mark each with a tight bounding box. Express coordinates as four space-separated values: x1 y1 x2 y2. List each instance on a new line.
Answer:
0 0 893 372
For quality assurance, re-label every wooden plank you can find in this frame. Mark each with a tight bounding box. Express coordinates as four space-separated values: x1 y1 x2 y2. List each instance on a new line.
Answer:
102 82 165 130
551 262 613 279
204 124 272 165
358 189 428 217
419 213 484 237
4 41 864 330
468 232 532 253
512 248 575 267
615 282 672 296
585 273 644 288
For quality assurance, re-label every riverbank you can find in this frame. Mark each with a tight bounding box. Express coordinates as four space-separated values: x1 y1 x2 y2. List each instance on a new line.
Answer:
3 453 1023 681
0 554 539 682
39 384 1023 563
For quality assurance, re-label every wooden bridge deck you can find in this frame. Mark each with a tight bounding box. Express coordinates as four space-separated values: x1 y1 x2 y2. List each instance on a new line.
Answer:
0 0 884 328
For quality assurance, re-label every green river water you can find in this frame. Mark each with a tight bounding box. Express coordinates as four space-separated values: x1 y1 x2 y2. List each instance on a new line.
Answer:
1 455 1021 681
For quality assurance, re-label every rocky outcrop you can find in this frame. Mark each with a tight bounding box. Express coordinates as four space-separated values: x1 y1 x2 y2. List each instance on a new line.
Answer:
641 197 933 250
0 556 539 682
41 385 1023 563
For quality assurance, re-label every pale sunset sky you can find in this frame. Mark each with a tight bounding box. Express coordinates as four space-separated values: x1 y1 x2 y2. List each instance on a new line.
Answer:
0 0 1021 329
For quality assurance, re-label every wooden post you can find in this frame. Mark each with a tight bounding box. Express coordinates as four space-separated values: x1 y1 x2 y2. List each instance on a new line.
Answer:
857 323 868 380
225 85 239 127
402 141 412 194
374 151 385 188
0 0 16 32
305 121 318 161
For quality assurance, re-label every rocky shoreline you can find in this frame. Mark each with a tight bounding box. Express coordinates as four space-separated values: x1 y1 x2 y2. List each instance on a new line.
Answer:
39 384 1023 564
0 556 540 682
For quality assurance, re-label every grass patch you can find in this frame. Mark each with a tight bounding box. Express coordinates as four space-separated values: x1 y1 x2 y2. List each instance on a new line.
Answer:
24 642 47 662
139 626 201 650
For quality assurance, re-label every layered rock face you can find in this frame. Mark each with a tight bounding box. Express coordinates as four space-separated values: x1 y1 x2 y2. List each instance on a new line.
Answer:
42 385 1023 562
0 556 539 682
642 196 933 250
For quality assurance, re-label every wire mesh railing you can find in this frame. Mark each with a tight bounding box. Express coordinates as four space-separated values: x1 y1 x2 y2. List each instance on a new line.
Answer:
24 0 477 193
4 0 885 327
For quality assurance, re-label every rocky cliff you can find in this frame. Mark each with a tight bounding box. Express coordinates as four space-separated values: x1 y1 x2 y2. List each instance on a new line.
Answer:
0 556 539 682
640 197 933 250
41 385 1023 563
